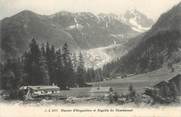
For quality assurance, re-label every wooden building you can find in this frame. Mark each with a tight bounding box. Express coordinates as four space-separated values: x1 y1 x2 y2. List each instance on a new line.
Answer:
168 74 181 96
153 74 181 96
19 85 60 99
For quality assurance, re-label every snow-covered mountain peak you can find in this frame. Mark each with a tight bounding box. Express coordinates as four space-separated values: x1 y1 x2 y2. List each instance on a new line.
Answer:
124 9 154 32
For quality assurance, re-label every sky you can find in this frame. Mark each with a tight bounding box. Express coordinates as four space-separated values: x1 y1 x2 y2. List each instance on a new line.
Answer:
0 0 181 20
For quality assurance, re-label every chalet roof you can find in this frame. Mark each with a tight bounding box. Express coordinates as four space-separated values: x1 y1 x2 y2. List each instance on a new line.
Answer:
19 85 60 90
153 73 181 87
154 81 168 88
89 87 111 93
168 74 181 81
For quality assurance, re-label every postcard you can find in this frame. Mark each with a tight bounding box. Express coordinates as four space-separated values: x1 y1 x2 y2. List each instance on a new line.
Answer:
0 0 181 117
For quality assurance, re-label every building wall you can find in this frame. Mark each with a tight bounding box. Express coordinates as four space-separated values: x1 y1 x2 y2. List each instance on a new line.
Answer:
169 76 181 96
33 89 59 95
0 79 1 89
178 78 181 95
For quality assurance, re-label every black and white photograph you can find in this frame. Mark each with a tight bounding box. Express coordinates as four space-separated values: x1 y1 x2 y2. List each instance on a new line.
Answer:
0 0 181 116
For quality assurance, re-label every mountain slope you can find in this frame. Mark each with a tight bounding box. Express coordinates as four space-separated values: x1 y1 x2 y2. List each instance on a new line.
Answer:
0 10 153 60
146 3 181 38
1 10 78 59
105 2 181 75
123 9 154 32
51 11 139 49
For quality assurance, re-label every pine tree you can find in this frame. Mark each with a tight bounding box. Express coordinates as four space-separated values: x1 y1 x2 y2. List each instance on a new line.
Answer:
62 43 70 67
2 68 15 90
97 69 104 81
72 53 78 71
55 49 64 87
1 58 25 90
30 38 41 63
23 51 32 85
0 63 3 89
85 68 93 82
45 43 56 84
61 43 74 89
13 58 25 88
76 52 85 87
41 43 46 57
24 38 42 85
45 42 51 59
6 59 15 88
39 55 50 85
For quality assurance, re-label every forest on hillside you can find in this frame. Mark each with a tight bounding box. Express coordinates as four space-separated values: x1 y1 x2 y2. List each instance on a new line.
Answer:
102 30 181 77
0 38 104 97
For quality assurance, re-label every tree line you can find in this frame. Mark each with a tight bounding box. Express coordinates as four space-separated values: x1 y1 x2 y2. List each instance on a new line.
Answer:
0 38 104 91
102 31 181 77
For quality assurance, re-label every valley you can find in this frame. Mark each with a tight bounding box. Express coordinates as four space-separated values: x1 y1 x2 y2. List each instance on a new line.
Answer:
1 1 181 107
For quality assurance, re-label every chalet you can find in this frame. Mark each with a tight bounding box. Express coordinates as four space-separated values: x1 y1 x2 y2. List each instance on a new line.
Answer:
89 86 113 97
19 85 60 99
168 74 181 96
153 74 181 96
153 81 170 97
154 81 168 89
